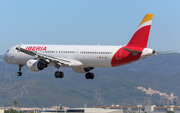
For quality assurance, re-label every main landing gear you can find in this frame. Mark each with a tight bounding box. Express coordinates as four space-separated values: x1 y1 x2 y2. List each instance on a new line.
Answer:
54 65 64 78
17 65 23 76
54 71 64 78
54 66 95 79
85 72 94 79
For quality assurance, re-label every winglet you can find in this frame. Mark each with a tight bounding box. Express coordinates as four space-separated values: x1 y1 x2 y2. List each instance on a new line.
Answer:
126 14 153 48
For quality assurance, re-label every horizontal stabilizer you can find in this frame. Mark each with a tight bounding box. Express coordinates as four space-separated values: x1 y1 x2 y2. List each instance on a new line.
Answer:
122 47 142 55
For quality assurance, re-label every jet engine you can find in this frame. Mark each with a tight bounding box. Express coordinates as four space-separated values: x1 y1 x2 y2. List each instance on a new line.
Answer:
26 59 47 71
73 67 94 73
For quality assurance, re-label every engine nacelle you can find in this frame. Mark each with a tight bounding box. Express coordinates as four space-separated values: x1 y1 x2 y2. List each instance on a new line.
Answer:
26 59 47 71
73 67 94 73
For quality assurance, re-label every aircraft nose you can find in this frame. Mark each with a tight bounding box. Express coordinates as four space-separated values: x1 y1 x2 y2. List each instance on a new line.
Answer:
3 49 11 63
3 53 8 62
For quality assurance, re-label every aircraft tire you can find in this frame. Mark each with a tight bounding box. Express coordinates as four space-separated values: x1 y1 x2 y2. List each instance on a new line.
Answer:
59 71 64 78
85 72 94 79
55 71 64 78
90 73 94 79
85 73 90 79
55 71 59 78
17 72 22 76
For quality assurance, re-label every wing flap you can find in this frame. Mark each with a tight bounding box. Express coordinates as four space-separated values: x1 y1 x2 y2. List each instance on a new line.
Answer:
36 52 71 66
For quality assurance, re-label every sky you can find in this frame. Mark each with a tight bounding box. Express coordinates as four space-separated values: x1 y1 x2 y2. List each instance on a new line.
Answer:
0 0 180 55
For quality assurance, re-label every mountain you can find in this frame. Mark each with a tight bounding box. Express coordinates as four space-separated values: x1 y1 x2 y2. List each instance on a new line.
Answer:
0 53 180 107
123 53 180 76
0 73 156 107
0 79 99 107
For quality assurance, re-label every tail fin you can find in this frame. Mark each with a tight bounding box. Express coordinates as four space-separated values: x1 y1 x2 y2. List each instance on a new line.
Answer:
126 14 153 48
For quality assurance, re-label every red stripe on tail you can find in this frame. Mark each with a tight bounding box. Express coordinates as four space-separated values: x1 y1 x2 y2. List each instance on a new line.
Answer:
126 25 151 48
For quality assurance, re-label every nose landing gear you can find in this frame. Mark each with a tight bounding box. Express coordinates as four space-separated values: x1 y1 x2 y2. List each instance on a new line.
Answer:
17 65 23 76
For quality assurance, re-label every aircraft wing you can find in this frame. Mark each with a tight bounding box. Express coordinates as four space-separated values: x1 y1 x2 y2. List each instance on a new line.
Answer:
15 46 83 67
16 46 37 56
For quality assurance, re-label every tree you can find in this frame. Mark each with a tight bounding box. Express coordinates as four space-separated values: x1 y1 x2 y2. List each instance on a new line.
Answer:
4 109 24 113
4 108 16 113
13 100 18 107
167 111 174 113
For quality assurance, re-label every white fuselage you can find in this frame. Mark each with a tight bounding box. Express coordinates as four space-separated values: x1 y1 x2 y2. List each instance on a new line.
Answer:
3 44 154 68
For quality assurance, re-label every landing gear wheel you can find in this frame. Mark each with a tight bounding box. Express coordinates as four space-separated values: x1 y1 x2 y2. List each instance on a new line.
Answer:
17 65 23 76
54 71 64 78
90 73 94 79
59 71 64 78
85 72 94 79
85 73 90 79
55 71 59 78
17 72 22 76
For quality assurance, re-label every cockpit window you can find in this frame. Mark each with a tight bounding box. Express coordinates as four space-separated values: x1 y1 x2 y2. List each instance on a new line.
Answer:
7 49 9 52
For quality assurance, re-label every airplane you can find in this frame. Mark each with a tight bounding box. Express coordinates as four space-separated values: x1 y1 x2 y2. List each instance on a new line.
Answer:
3 14 155 79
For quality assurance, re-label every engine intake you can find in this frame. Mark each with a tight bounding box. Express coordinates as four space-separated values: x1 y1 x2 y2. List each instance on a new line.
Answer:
37 61 47 70
26 59 47 71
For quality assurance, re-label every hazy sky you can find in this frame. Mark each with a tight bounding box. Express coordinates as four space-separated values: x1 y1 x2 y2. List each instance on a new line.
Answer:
0 0 179 55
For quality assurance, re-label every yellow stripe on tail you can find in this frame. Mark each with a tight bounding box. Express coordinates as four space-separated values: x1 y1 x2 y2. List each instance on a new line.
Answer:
139 14 153 27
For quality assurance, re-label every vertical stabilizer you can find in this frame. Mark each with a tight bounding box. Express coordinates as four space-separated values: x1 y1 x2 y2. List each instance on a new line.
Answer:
126 14 153 48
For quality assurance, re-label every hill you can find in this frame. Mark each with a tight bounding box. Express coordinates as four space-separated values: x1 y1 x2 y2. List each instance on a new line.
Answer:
123 53 180 76
0 53 180 107
0 79 98 107
0 75 157 107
